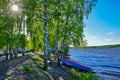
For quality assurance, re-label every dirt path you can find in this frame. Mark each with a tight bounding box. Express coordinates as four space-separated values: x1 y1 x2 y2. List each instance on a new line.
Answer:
0 53 73 80
0 54 33 80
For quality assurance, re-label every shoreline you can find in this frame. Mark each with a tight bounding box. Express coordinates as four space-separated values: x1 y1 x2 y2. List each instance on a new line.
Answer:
0 52 99 80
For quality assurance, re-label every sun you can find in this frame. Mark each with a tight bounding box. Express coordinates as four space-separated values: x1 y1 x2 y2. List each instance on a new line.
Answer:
11 4 19 12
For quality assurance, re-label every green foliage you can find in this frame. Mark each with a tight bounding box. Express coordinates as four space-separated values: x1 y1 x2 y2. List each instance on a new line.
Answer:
40 65 47 71
19 34 26 48
19 66 33 73
19 66 35 73
32 56 44 62
64 46 69 56
0 31 8 48
27 40 33 49
69 69 98 80
0 0 97 68
11 34 27 49
0 0 97 50
32 55 47 70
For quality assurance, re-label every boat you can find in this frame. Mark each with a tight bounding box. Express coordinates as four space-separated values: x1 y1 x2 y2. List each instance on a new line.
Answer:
61 57 93 72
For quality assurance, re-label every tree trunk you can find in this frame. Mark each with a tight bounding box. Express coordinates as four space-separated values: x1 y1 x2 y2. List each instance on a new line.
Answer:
61 41 65 60
32 33 35 53
9 16 13 59
22 15 26 56
60 15 69 60
55 19 60 66
47 40 51 61
7 0 13 59
16 15 23 57
55 0 60 65
43 0 48 70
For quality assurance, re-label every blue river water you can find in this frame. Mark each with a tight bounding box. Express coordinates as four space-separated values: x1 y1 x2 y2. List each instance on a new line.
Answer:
69 48 120 80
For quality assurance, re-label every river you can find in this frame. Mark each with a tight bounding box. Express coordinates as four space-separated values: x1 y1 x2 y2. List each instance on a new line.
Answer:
69 48 120 80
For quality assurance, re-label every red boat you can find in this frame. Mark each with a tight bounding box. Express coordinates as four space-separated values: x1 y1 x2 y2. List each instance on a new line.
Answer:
61 57 93 72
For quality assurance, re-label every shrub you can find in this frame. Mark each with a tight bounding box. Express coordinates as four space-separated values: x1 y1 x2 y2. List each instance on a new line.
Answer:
40 65 47 71
19 66 35 73
32 56 44 62
69 69 98 80
64 46 69 56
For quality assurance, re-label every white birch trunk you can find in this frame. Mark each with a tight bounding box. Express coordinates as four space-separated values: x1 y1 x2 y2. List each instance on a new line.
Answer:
43 0 48 69
15 15 23 57
22 15 25 56
9 16 13 59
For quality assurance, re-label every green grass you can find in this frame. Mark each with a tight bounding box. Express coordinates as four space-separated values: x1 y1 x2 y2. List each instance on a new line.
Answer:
32 56 47 70
32 56 44 62
68 69 98 80
19 66 35 73
40 65 47 70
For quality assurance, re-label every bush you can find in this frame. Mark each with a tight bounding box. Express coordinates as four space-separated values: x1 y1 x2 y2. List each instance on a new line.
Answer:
40 65 47 71
19 66 35 73
69 69 98 80
32 56 44 62
64 46 69 56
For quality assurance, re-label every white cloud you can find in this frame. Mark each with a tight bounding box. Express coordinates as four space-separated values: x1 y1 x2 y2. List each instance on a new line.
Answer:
87 38 104 46
87 37 120 46
107 32 114 35
116 39 120 43
105 39 112 41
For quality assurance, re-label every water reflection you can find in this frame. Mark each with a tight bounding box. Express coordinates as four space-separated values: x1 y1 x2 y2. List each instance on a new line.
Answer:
69 48 120 80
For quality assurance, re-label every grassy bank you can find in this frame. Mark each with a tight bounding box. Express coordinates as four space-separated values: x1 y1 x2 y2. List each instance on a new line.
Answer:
0 52 98 80
69 69 98 80
27 52 98 80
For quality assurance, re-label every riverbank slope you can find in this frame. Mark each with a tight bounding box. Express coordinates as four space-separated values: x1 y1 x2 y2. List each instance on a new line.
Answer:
0 52 98 80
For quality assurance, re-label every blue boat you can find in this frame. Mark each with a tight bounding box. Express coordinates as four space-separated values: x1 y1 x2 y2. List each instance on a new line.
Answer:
61 58 93 72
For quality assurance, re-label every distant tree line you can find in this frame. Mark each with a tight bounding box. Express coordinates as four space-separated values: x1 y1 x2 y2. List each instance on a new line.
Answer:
88 44 120 48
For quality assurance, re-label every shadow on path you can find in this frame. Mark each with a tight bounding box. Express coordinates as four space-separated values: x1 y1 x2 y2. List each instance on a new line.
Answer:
0 55 32 80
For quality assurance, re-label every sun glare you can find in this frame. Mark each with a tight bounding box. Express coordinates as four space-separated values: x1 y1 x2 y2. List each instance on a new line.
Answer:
11 4 19 12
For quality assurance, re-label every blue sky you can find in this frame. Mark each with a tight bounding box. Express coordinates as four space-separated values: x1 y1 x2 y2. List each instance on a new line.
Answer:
84 0 120 46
